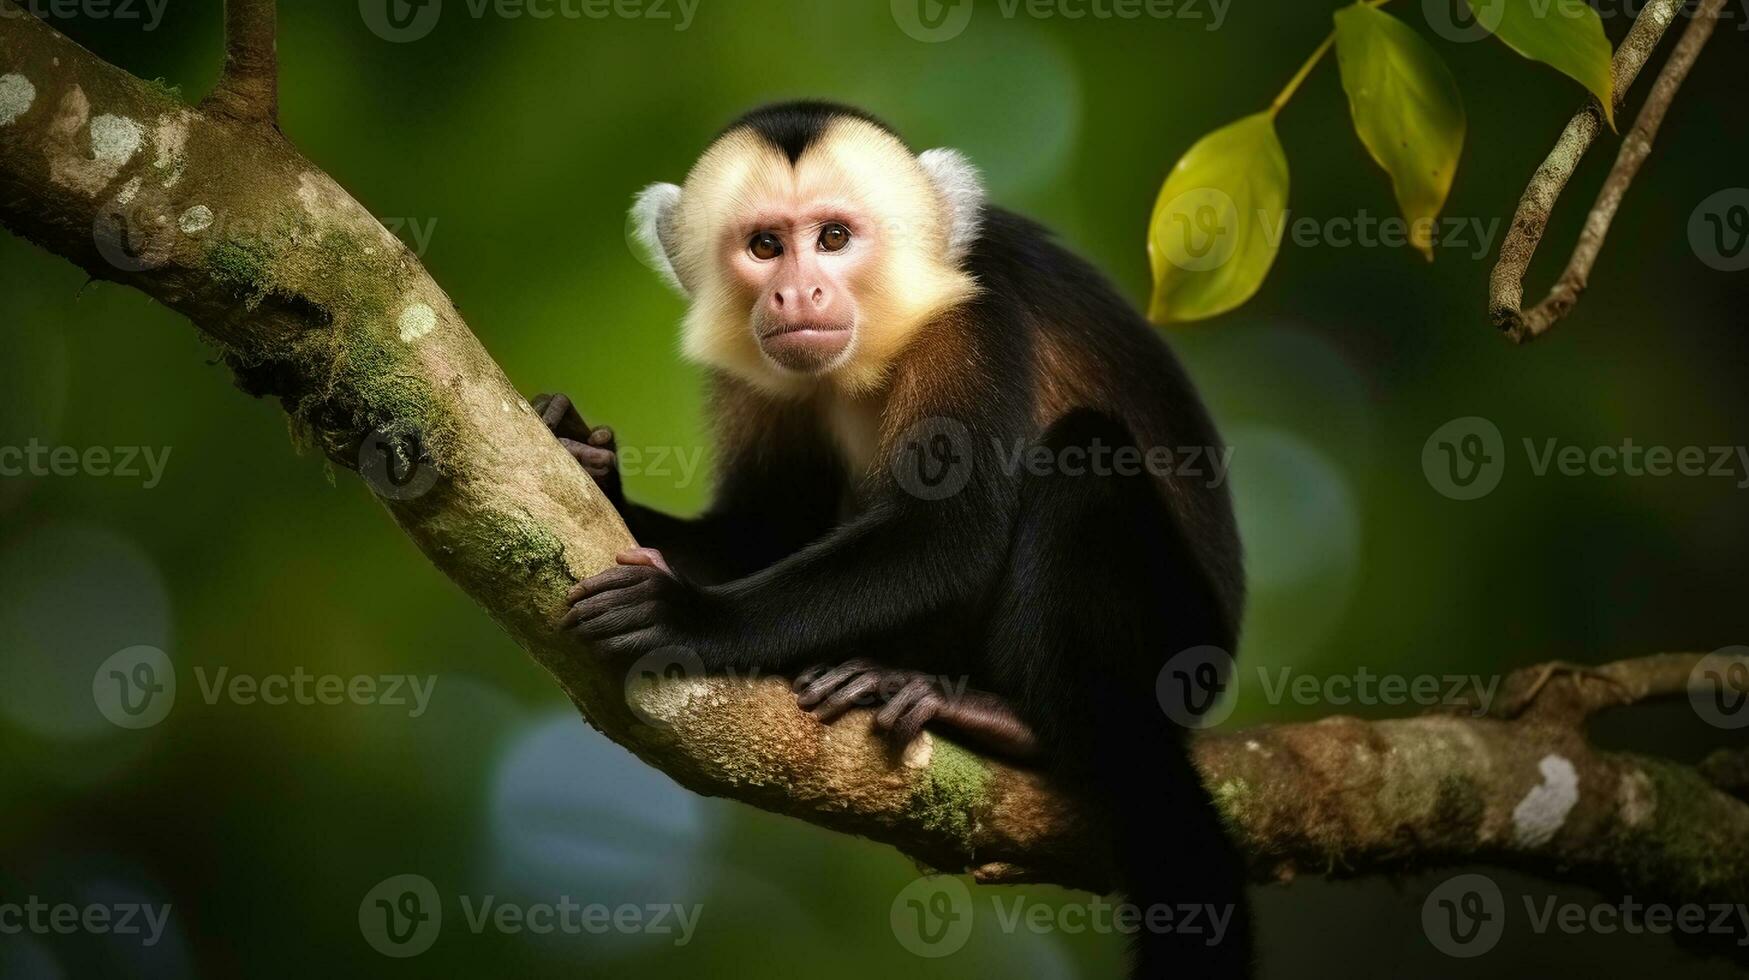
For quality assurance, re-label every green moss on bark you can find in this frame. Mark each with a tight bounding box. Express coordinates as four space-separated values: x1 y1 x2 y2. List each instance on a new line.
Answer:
910 739 992 840
204 211 455 469
1626 760 1749 899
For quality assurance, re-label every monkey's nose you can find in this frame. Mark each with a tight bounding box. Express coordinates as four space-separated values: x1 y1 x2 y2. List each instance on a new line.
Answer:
768 286 832 315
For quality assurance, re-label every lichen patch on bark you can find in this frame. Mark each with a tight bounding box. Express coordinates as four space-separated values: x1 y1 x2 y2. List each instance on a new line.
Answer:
0 73 34 127
179 204 214 233
1513 754 1580 846
398 302 438 342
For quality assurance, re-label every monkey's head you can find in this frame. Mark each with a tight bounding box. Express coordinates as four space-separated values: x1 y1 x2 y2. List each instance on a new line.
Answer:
631 102 985 396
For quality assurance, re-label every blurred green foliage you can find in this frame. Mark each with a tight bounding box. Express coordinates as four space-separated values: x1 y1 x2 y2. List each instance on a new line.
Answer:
2 1 1746 976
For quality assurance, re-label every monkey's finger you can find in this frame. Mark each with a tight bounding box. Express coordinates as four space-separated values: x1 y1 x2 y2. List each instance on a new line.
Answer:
811 673 883 722
557 438 615 475
536 392 571 427
793 663 838 692
570 601 659 644
616 547 676 579
538 392 594 441
875 678 935 730
890 694 944 746
598 626 667 658
588 426 616 448
559 580 662 629
795 659 876 708
567 565 655 603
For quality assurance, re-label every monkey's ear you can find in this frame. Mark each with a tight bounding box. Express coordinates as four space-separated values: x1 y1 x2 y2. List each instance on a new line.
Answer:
918 148 985 263
630 182 687 296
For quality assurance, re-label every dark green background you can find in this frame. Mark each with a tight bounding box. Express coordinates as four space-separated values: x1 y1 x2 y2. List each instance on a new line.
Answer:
2 0 1746 976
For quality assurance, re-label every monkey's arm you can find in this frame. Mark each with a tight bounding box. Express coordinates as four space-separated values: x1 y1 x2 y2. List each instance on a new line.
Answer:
616 501 835 584
532 392 841 582
563 457 1016 672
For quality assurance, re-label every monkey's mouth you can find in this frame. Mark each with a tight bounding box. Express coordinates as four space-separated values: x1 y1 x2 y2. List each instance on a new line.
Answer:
758 321 853 372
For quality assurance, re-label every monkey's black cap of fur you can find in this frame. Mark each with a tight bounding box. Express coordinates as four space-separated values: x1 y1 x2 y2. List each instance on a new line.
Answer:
721 101 906 163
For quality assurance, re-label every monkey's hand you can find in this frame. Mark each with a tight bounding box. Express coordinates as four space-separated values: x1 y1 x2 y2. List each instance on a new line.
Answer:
560 547 728 657
794 661 1040 761
531 392 623 510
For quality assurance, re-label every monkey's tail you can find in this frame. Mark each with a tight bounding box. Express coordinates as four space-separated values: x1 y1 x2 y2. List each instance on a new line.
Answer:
1077 703 1254 980
1011 409 1254 979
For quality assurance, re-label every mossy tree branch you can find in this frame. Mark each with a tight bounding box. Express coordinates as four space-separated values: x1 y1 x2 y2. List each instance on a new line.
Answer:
205 0 277 125
1 1 1745 916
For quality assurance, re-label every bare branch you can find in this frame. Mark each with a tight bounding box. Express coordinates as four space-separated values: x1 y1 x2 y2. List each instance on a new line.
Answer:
1495 651 1721 723
1488 0 1700 343
203 0 278 125
1 3 1744 914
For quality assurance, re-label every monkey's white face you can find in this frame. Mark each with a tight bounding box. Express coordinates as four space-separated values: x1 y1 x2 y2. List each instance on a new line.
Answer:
729 196 872 374
632 117 986 397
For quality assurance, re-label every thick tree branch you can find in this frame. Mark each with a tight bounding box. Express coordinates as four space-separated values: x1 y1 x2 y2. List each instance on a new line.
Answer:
203 0 277 125
2 4 1745 913
1489 0 1719 344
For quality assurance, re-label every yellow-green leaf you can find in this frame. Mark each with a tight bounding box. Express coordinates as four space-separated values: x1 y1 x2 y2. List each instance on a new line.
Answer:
1147 112 1289 324
1334 4 1466 261
1464 0 1615 127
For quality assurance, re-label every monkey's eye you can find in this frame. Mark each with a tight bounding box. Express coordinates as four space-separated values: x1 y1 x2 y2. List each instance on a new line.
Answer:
748 232 783 261
818 223 851 253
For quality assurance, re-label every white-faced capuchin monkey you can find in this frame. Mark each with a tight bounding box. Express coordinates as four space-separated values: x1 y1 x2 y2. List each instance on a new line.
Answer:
534 101 1250 978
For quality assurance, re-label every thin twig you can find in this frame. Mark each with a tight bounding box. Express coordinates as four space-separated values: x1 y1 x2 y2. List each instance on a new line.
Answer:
1497 652 1724 723
1488 0 1694 342
1498 0 1725 342
203 0 278 125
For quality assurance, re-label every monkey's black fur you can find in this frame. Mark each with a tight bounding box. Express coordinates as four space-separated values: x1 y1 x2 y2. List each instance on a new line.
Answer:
725 100 901 163
555 105 1252 978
